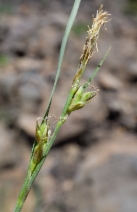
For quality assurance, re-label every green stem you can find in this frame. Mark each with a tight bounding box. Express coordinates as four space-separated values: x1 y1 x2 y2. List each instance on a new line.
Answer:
13 174 30 212
13 89 74 212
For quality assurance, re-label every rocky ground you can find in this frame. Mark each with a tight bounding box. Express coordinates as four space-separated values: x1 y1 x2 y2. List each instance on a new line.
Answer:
0 0 137 211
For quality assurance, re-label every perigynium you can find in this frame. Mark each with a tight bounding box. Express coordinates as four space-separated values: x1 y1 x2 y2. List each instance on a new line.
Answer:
13 2 111 212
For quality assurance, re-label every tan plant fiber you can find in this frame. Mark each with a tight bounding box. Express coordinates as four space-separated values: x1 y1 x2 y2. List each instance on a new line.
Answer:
80 4 111 65
73 5 111 85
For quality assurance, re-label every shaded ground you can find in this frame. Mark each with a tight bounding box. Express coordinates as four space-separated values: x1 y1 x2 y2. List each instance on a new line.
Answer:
0 0 137 211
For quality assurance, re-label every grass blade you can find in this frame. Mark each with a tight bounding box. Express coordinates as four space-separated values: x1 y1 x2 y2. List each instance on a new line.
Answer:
43 0 82 120
83 47 111 90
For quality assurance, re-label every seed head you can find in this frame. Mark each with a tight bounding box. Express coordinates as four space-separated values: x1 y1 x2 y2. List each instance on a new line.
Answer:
79 5 111 66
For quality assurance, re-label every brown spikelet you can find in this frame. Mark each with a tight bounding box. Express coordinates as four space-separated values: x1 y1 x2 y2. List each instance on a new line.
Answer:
72 5 111 85
79 5 110 65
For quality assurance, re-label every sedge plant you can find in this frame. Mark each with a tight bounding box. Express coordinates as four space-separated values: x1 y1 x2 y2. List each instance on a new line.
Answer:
13 1 111 212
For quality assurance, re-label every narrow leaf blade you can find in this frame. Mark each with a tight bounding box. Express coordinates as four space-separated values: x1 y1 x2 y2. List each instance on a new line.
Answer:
43 0 81 121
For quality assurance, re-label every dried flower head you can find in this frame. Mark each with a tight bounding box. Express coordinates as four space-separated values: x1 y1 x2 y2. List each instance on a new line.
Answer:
73 5 111 85
79 4 110 65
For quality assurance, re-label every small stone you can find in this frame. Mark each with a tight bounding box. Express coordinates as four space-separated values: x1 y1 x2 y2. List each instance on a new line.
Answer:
0 124 20 168
15 58 43 72
56 115 87 144
19 82 42 113
17 113 37 137
98 72 123 91
126 61 137 82
0 74 17 99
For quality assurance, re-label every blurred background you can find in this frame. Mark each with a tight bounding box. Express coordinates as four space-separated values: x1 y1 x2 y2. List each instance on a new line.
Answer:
0 0 137 211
